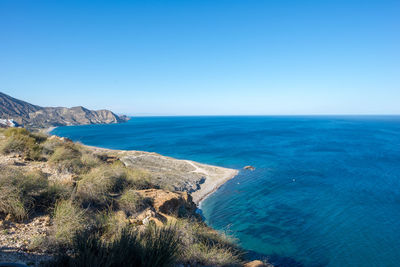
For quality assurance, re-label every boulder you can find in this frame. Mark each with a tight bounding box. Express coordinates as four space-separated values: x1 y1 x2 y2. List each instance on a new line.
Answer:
244 165 255 171
244 260 270 267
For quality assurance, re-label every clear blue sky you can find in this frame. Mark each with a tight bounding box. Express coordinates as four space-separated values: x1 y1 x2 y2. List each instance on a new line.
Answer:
1 0 399 115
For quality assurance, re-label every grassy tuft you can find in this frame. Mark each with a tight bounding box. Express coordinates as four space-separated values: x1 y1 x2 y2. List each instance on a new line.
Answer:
75 165 127 207
80 152 102 169
49 225 180 267
0 128 43 160
117 189 148 216
41 138 64 157
3 127 31 138
100 210 128 240
0 185 26 221
174 219 243 266
48 144 86 173
53 200 86 245
0 169 49 220
124 168 154 190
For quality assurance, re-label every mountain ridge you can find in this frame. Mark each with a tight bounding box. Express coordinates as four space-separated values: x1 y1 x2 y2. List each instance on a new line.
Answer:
0 92 129 128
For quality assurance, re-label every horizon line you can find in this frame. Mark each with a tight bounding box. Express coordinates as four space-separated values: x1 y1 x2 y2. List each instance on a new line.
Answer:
124 114 400 117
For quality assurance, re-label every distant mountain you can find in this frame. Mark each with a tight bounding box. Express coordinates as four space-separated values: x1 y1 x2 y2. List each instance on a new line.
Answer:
0 92 130 128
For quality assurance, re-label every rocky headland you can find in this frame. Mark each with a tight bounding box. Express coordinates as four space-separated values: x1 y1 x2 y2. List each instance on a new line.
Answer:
87 144 239 204
0 92 129 128
0 128 270 266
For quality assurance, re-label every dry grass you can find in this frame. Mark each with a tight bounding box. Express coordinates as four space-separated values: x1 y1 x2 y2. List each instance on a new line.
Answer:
41 138 64 157
75 165 125 207
100 210 128 241
117 189 148 216
49 225 180 267
53 200 86 245
0 185 26 221
174 219 243 266
0 128 44 160
0 168 49 220
48 144 86 173
0 128 246 266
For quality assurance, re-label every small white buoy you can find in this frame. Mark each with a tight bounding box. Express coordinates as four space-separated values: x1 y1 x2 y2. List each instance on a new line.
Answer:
292 178 296 182
237 182 240 184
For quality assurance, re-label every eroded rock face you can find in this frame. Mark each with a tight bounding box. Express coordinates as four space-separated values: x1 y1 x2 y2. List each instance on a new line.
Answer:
136 189 197 218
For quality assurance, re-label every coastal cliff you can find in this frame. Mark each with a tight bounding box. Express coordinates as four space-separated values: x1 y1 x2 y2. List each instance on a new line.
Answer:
0 128 267 266
0 92 129 128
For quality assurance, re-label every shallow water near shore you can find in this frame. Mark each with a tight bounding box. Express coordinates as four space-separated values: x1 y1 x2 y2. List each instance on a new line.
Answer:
52 116 400 267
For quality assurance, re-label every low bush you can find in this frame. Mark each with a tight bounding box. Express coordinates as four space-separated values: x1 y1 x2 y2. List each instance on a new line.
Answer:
174 219 243 266
80 152 102 169
185 243 242 266
53 200 86 245
0 169 49 220
0 185 26 221
99 210 128 241
75 165 127 207
124 168 153 190
49 225 180 267
3 127 31 138
41 138 64 157
117 189 148 216
49 145 86 173
0 128 43 160
39 181 73 209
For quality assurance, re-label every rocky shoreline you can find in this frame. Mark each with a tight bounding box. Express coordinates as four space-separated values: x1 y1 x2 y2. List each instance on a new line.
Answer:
0 128 271 266
46 127 239 205
78 143 239 205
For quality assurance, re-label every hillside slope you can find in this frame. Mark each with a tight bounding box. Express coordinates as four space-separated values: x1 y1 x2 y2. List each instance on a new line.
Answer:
0 92 129 128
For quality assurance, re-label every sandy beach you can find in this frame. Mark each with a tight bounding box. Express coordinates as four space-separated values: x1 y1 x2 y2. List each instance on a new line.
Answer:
189 160 239 204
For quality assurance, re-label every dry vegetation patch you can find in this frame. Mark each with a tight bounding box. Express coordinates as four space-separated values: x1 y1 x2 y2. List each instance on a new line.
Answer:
0 128 247 266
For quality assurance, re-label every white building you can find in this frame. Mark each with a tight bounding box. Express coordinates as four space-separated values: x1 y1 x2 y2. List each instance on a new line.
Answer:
0 119 18 127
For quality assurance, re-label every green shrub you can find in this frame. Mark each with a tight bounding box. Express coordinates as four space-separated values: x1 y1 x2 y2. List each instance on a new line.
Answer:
41 138 64 157
76 165 127 207
38 181 73 209
53 200 86 245
185 243 242 266
0 185 26 220
49 225 180 267
124 168 154 190
117 189 147 216
49 145 85 173
3 127 31 138
30 132 48 143
80 152 102 169
0 169 49 220
0 128 47 160
174 219 243 266
100 210 128 241
139 225 181 267
1 132 41 160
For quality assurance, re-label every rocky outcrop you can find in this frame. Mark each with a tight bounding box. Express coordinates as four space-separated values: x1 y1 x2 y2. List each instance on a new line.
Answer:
105 149 238 203
244 260 272 267
125 189 200 227
244 165 255 171
0 92 129 128
136 189 197 217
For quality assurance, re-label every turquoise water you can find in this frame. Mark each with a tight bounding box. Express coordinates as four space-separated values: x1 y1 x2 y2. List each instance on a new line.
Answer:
51 116 400 267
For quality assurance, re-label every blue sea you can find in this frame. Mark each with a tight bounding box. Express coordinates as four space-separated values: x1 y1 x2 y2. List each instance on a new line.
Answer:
51 116 400 267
